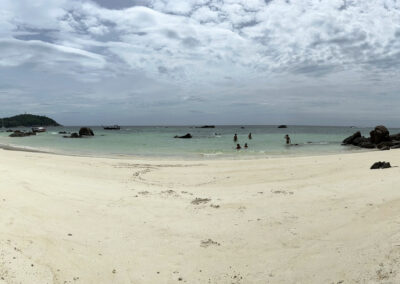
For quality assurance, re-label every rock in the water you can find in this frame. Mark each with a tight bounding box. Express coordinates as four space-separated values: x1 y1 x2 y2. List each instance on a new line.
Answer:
63 132 80 138
370 161 391 169
174 133 192 139
342 131 361 145
79 127 94 136
370 125 389 144
278 125 287 128
9 130 36 137
196 125 215 128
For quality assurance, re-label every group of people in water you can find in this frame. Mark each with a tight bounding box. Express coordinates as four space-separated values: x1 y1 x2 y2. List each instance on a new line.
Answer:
233 133 250 150
233 133 292 150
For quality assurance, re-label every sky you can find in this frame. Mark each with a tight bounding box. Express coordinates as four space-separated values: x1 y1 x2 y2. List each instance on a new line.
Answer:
0 0 400 126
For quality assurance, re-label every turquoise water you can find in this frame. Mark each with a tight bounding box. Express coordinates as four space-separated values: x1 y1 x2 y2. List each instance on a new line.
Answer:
0 126 397 159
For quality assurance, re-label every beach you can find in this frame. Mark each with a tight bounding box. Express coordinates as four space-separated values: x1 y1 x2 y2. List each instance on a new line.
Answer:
1 148 400 283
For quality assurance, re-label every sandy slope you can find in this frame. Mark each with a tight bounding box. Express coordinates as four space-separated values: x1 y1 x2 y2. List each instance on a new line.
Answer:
1 148 400 283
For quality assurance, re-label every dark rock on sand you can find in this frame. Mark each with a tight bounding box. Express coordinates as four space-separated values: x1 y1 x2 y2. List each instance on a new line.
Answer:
79 127 94 136
370 161 391 169
174 133 192 139
278 125 287 128
9 130 36 137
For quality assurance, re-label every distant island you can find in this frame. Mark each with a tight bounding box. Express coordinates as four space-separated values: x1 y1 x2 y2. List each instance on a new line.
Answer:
1 114 60 128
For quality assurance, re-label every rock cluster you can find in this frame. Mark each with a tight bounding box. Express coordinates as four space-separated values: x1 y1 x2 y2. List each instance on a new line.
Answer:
342 125 400 150
9 130 36 137
63 127 94 138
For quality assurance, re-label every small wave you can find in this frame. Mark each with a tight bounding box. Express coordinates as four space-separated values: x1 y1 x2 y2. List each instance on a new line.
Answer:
305 141 330 145
201 152 224 156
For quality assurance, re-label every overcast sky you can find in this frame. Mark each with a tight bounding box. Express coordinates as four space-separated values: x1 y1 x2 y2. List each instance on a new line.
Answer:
1 0 400 126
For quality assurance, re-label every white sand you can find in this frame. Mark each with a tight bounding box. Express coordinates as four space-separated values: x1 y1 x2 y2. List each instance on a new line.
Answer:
1 148 400 283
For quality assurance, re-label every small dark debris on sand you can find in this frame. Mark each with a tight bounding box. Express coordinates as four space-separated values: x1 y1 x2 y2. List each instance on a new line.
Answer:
271 190 294 195
138 191 150 195
370 161 391 169
191 198 211 205
200 239 221 248
210 204 220 208
112 269 116 274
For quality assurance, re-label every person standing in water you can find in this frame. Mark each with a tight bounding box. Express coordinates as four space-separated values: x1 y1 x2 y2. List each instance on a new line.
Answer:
236 144 241 150
285 134 291 145
244 143 248 149
234 134 238 142
248 133 252 139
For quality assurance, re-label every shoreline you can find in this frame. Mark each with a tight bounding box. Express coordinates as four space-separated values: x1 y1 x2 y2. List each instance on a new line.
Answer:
0 140 375 162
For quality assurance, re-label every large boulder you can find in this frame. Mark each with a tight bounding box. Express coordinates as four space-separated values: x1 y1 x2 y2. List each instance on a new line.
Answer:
370 125 389 144
79 127 94 136
342 131 361 145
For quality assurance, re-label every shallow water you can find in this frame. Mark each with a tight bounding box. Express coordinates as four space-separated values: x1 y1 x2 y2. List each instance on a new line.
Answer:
0 125 396 159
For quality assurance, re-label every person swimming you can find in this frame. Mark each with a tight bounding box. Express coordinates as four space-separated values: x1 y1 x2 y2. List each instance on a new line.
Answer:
248 133 252 139
234 134 238 142
236 144 241 150
244 143 248 149
285 134 291 145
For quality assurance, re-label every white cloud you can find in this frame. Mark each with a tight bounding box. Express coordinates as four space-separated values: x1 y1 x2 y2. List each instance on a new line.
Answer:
1 0 400 124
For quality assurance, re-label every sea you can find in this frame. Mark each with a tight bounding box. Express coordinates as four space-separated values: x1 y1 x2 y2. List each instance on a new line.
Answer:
0 125 397 159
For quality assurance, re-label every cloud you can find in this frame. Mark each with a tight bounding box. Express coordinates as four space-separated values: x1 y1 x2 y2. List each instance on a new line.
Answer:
1 0 400 125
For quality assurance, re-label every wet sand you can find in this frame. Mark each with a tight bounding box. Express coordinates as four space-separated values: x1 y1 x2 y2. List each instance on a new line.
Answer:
0 148 400 283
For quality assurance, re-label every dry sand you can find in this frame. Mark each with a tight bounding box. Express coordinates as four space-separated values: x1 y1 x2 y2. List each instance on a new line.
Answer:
1 148 400 283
